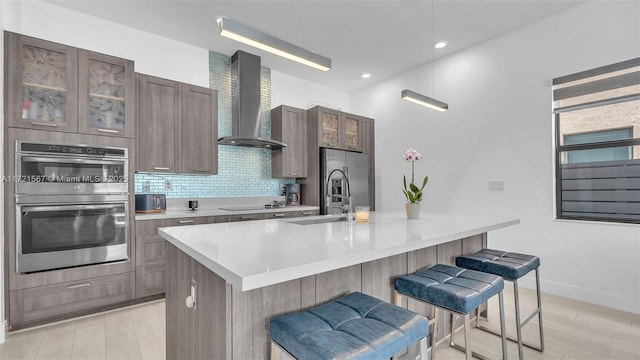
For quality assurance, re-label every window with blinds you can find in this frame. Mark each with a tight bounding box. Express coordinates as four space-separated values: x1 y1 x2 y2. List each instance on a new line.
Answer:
553 58 640 223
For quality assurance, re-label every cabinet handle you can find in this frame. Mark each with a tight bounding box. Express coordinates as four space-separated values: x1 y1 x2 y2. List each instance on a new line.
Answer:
192 168 211 173
327 143 337 146
67 282 91 289
240 216 255 220
31 122 57 128
272 213 286 217
178 220 195 224
288 172 297 176
185 279 197 309
301 212 314 216
153 167 171 171
97 128 120 134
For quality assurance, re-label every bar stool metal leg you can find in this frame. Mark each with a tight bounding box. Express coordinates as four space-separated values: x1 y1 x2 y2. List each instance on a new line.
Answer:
448 293 508 360
498 292 508 360
535 268 545 351
472 271 545 359
513 280 524 360
431 307 439 360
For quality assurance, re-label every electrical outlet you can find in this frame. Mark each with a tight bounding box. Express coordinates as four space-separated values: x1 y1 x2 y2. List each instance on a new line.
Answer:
165 179 173 191
142 181 150 193
488 181 504 192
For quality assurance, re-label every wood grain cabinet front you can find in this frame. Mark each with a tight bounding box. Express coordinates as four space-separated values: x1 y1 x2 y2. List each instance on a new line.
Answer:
136 74 218 174
9 272 134 330
271 105 308 178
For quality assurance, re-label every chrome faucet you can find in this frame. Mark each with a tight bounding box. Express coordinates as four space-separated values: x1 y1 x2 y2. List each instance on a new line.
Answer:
325 168 352 215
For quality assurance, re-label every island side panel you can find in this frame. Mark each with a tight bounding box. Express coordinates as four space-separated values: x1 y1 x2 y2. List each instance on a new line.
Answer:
462 234 485 255
166 244 197 360
166 244 227 360
231 279 302 359
194 256 228 360
361 254 407 303
306 264 362 307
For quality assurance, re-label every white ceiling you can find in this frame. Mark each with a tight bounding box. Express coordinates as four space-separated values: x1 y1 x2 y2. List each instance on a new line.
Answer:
45 0 584 92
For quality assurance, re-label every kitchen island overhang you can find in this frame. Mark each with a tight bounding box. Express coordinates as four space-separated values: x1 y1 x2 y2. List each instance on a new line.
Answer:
158 212 520 291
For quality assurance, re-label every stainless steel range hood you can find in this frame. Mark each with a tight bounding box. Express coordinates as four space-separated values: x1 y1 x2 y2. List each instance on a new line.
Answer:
218 50 287 150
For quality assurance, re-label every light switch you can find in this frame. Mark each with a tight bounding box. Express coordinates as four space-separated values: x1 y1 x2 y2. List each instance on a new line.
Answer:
488 181 504 192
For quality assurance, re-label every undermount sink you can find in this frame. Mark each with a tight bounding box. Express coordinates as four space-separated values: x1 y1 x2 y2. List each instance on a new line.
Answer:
285 215 347 225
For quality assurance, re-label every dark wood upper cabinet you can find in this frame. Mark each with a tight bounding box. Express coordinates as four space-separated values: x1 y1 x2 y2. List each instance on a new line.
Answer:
78 50 135 138
181 84 218 175
136 74 218 175
136 74 180 173
5 32 79 132
271 105 308 178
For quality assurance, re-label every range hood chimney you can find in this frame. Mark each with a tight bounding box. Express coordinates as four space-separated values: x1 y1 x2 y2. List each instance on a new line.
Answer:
218 50 287 150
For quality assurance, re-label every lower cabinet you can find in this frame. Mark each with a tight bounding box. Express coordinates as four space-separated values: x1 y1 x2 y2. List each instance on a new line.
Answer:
9 272 134 330
135 216 223 298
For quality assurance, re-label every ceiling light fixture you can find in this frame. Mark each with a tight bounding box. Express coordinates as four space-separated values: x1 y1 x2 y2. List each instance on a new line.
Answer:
401 90 448 112
400 0 449 112
361 73 371 79
434 41 448 49
216 16 331 72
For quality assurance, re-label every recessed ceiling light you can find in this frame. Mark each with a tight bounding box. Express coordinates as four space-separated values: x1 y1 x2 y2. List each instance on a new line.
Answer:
361 73 371 79
434 41 448 49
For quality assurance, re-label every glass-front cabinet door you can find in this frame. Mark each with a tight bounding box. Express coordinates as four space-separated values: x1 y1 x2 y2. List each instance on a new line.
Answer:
6 32 78 132
319 108 341 148
78 50 135 138
342 113 362 152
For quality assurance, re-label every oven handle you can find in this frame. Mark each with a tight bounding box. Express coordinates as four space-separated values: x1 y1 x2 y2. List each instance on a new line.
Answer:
20 156 125 166
20 203 126 212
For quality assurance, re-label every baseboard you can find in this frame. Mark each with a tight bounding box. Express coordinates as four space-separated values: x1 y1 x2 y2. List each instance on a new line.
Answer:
517 276 639 315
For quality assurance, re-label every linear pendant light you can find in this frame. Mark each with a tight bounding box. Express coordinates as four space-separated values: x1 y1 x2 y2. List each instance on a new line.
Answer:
401 89 449 112
216 16 332 72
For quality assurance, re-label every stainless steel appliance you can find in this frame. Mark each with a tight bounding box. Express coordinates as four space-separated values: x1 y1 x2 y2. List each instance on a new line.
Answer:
320 149 369 215
15 141 129 274
285 183 301 206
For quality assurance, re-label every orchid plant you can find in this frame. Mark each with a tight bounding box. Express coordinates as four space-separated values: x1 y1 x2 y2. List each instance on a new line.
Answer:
402 148 429 204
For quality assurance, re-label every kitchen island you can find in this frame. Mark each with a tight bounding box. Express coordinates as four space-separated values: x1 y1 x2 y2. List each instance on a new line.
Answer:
159 212 519 359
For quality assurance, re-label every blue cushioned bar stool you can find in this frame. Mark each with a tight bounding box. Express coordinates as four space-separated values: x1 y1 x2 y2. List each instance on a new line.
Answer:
394 264 508 360
269 292 430 360
456 249 544 360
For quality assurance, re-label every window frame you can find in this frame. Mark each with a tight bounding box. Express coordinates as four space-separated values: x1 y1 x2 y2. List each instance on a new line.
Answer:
553 58 640 224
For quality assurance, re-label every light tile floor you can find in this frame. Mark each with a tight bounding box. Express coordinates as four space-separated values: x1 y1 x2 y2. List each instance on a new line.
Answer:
0 285 637 359
0 300 165 360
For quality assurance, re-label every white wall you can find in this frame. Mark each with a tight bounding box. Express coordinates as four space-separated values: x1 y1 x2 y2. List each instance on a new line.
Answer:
351 1 640 314
271 70 350 111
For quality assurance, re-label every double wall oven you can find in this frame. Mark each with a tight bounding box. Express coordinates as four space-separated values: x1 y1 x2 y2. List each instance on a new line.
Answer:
15 141 129 274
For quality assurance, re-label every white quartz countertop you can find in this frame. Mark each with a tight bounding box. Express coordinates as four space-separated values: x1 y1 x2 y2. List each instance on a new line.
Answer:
158 212 519 291
135 205 319 220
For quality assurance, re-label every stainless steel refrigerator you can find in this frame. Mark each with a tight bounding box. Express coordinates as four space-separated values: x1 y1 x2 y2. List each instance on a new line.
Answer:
320 148 369 215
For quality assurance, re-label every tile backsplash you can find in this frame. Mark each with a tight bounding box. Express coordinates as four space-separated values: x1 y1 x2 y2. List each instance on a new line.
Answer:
134 51 292 198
